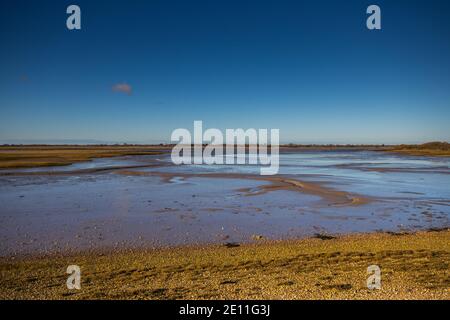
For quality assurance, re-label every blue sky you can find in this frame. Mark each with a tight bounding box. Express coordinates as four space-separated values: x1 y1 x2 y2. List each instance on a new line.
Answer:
1 0 449 144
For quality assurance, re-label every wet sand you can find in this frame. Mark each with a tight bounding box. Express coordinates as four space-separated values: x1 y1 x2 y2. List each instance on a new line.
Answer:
117 170 371 207
1 230 448 299
1 149 449 257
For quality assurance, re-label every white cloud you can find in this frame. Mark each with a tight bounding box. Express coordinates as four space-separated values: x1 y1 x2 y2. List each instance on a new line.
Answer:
112 83 132 95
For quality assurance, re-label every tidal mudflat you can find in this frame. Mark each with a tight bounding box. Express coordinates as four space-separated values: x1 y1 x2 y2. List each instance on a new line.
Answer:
0 150 448 257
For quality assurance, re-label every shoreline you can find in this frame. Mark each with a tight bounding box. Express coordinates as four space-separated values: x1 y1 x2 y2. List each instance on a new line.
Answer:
1 145 448 299
2 227 448 261
1 143 449 170
1 229 448 299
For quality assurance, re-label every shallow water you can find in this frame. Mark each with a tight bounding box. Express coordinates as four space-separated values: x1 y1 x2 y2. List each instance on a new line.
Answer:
0 151 448 256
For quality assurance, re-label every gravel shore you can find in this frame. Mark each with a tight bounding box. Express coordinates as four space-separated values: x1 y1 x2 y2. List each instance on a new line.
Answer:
1 230 448 300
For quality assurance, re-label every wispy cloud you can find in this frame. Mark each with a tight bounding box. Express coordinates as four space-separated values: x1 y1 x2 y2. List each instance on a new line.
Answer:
112 83 132 95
